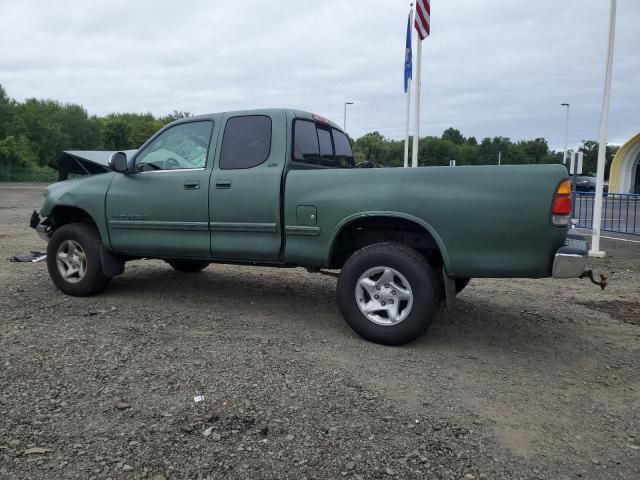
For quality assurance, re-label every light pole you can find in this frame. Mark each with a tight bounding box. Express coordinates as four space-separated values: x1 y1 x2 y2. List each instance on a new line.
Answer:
343 102 354 131
561 103 570 165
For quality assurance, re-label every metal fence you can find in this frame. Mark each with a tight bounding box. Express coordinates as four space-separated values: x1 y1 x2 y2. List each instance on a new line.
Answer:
574 192 640 236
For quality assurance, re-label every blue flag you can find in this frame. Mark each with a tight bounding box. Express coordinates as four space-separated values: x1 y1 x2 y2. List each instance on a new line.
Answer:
404 12 413 93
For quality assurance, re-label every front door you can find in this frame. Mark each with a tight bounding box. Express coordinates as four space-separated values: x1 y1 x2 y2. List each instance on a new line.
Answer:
106 120 216 258
210 112 285 262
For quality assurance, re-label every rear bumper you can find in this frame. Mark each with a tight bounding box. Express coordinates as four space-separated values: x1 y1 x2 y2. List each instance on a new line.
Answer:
552 234 588 278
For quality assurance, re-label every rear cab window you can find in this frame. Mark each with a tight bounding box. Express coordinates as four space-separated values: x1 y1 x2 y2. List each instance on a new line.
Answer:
292 119 354 169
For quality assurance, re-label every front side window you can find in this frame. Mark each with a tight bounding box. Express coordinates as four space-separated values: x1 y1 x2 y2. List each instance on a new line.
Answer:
135 121 213 172
219 115 272 170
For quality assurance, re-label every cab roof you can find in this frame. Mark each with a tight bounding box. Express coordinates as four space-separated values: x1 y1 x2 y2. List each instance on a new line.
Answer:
177 108 343 132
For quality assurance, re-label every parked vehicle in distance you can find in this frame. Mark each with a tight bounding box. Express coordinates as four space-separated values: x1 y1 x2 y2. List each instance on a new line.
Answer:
31 109 591 345
572 175 609 192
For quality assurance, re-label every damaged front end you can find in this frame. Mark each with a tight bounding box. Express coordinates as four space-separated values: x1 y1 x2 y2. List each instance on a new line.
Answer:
50 149 137 181
30 210 52 242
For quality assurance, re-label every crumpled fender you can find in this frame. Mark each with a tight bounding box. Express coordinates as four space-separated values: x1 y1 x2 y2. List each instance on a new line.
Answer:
39 173 116 250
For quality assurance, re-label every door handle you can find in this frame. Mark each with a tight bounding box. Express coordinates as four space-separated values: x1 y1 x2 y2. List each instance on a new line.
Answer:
184 180 200 190
215 180 232 189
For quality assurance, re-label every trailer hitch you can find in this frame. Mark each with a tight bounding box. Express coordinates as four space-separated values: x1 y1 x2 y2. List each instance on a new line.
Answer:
580 269 608 290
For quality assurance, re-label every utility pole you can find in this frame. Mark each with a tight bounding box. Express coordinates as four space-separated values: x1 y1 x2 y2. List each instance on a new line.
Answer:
590 0 617 258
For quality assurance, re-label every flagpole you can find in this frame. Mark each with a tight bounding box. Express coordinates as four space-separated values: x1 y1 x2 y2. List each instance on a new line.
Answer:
411 38 422 168
403 5 414 168
404 78 412 168
589 0 617 257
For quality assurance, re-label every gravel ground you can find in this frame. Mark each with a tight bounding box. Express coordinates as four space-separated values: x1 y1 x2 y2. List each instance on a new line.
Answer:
1 184 639 480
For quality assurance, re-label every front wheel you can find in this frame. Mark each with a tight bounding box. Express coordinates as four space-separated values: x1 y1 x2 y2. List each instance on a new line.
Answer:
337 242 440 346
46 223 112 296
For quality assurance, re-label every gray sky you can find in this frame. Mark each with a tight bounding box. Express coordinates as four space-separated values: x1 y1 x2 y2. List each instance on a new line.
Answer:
0 0 638 148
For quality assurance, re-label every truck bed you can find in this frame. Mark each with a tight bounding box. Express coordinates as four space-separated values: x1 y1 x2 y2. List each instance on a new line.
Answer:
283 164 568 278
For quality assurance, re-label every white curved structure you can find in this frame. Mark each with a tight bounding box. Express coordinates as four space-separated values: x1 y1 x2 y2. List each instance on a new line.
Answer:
609 132 640 193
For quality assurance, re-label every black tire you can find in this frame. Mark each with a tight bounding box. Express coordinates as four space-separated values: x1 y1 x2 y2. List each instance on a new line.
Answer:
167 260 210 273
455 278 471 294
337 242 441 346
46 223 111 296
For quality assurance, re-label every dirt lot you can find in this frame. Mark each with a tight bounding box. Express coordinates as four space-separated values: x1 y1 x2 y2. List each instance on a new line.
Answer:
1 184 639 480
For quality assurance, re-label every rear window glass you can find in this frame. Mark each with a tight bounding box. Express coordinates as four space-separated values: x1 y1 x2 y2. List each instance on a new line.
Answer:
220 115 272 169
292 120 353 169
317 128 334 166
332 129 354 168
293 121 320 164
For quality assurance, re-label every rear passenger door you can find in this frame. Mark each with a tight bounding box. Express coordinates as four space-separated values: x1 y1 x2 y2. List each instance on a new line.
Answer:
209 112 286 262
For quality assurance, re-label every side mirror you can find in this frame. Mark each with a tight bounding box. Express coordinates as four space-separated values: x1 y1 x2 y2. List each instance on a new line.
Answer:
108 152 129 174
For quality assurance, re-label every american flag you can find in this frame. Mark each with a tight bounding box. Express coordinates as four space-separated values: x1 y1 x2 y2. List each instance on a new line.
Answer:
414 0 431 40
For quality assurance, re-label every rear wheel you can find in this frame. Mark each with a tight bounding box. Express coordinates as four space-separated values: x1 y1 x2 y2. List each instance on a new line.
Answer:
337 242 440 346
167 260 210 273
46 223 111 296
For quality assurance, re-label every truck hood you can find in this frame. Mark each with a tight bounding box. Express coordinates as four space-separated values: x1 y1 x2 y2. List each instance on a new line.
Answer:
50 150 137 180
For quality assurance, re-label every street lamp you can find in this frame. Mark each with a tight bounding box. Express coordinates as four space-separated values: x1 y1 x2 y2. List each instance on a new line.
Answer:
561 103 570 166
343 102 354 131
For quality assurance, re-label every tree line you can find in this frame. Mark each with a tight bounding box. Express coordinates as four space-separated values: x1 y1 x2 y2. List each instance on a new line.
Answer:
352 130 619 177
0 84 619 182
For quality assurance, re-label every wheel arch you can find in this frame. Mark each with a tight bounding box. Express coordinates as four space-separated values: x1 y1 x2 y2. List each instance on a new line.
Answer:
46 205 111 249
327 212 451 271
49 205 98 229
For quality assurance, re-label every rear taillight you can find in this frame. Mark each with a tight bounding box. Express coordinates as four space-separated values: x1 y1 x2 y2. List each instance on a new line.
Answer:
551 179 572 226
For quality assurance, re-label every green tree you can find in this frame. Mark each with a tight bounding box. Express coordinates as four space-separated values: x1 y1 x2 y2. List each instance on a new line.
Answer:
519 138 550 164
353 132 386 163
102 120 132 150
0 135 52 181
161 110 192 124
442 128 465 145
579 140 619 177
0 85 16 139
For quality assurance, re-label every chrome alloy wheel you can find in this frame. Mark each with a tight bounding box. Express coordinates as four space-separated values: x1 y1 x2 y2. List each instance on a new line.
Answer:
355 266 413 326
56 240 87 284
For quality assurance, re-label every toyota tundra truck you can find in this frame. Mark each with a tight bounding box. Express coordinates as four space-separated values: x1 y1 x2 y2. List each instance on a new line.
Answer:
31 109 590 345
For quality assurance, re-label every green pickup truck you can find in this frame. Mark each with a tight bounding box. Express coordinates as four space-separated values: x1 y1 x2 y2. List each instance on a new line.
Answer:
31 109 589 345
